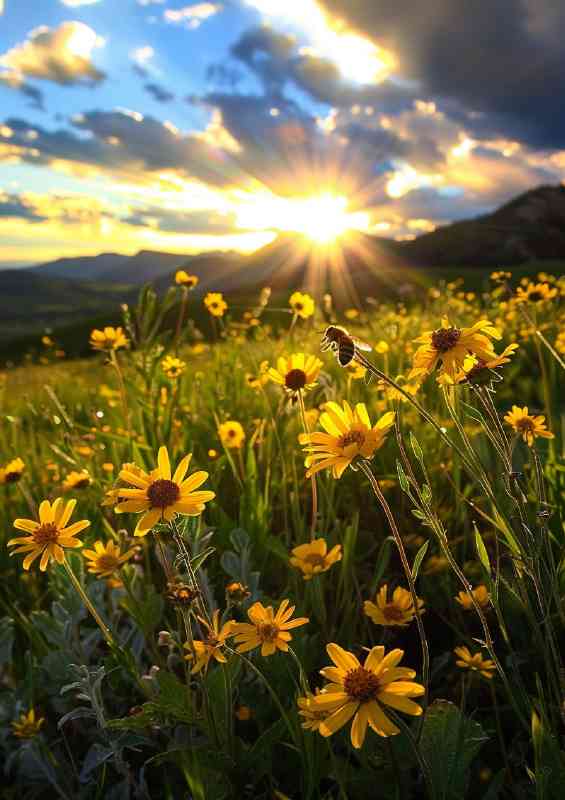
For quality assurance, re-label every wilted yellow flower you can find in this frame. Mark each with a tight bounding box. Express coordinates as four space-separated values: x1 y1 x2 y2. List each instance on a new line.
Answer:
299 401 395 479
290 538 342 580
455 585 490 611
219 420 245 449
297 691 328 731
90 326 129 352
268 353 322 395
183 610 233 673
175 270 199 288
0 457 25 484
454 646 495 679
204 292 228 317
289 291 315 320
231 599 308 657
235 705 252 721
454 344 518 385
161 355 186 379
364 585 425 627
226 581 251 603
515 282 557 305
8 498 89 571
62 470 91 491
409 317 502 382
308 644 424 748
115 446 215 536
503 406 554 446
83 539 137 578
12 709 45 739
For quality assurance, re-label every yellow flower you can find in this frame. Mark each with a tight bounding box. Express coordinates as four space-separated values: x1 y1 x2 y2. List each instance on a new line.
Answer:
0 457 25 484
454 344 518 385
231 599 309 657
76 445 93 457
235 705 252 721
455 585 490 611
289 291 315 320
503 405 554 446
454 646 496 680
555 331 565 355
115 446 215 536
491 271 511 283
183 610 233 673
290 538 342 580
299 401 395 479
90 326 129 352
309 644 424 748
83 539 137 578
102 462 114 473
409 317 502 382
219 420 245 449
226 581 251 603
515 282 557 305
8 498 89 571
204 292 228 317
344 308 360 320
62 469 91 491
347 362 367 380
375 341 389 354
175 270 199 288
161 355 186 379
297 691 328 731
364 585 425 627
12 709 45 739
268 353 322 395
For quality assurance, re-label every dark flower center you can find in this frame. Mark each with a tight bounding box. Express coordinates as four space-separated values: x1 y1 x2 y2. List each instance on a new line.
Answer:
285 368 307 391
344 667 380 702
338 430 365 448
33 522 59 546
96 554 119 572
74 477 90 488
515 418 534 432
147 478 180 509
294 303 304 311
4 471 22 483
304 553 325 567
258 623 279 642
528 292 543 302
431 327 461 353
383 604 406 621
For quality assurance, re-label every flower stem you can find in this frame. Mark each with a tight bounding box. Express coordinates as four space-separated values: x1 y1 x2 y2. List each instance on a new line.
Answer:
297 389 318 540
62 558 115 648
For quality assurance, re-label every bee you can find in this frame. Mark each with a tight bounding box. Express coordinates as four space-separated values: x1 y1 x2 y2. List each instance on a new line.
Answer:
320 325 372 367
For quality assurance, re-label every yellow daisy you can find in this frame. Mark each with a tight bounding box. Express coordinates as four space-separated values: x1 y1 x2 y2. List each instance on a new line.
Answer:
290 538 342 580
515 282 557 305
289 291 315 320
183 610 233 674
454 344 518 385
268 353 322 396
62 469 91 491
219 420 246 449
89 326 129 352
83 539 137 578
455 585 490 611
8 498 89 571
299 401 395 479
161 355 186 379
115 446 215 536
364 585 425 627
0 457 25 484
454 646 496 680
409 317 502 382
309 644 424 748
204 292 228 317
503 405 554 446
231 599 309 657
12 709 45 739
297 691 328 731
175 270 199 288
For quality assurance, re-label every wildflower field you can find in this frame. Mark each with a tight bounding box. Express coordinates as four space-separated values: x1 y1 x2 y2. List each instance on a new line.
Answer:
0 270 564 799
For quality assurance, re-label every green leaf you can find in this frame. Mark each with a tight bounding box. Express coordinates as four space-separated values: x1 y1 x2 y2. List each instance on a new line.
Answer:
397 460 409 493
410 432 425 466
190 546 216 573
0 617 15 665
419 700 488 800
531 708 565 799
411 541 429 580
474 526 491 576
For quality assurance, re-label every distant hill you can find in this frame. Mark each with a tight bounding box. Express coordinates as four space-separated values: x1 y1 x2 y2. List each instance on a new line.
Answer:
0 183 564 345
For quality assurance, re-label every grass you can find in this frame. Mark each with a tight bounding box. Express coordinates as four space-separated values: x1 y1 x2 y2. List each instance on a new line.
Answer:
0 270 564 799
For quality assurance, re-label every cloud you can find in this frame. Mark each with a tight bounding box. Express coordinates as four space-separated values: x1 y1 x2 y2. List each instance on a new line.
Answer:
130 45 155 78
60 0 102 7
316 0 565 149
0 71 44 110
143 82 175 103
164 3 222 29
0 192 46 222
0 190 112 225
123 206 239 234
0 22 105 87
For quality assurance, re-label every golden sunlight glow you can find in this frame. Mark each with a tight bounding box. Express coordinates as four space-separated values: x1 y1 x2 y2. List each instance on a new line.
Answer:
386 164 443 199
245 0 395 84
66 23 104 57
234 191 371 243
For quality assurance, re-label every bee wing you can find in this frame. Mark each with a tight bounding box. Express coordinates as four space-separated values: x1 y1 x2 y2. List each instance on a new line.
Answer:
352 337 372 352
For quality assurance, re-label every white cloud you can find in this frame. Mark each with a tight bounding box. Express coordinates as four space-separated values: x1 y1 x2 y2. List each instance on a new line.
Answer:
164 3 222 29
60 0 102 7
0 22 105 86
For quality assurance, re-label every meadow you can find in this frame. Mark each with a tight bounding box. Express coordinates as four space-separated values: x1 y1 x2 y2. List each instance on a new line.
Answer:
0 270 564 799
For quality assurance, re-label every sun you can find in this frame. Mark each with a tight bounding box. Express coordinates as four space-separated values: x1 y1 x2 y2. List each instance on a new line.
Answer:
235 191 370 245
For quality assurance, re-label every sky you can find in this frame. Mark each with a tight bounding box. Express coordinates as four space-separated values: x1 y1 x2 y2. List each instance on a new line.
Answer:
0 0 564 267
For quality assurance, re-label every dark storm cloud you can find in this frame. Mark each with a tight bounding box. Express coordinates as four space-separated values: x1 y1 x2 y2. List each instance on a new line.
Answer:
143 82 175 103
0 193 46 221
0 111 240 187
317 0 565 148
